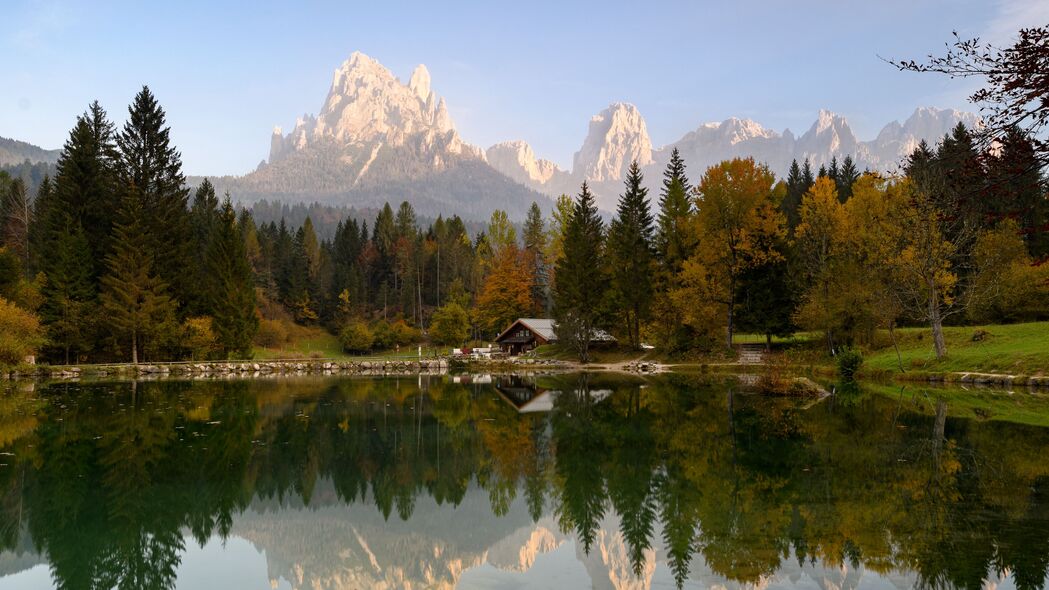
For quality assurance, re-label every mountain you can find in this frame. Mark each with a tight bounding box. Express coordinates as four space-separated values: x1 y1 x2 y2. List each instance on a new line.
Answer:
208 52 550 221
0 136 60 167
492 104 979 211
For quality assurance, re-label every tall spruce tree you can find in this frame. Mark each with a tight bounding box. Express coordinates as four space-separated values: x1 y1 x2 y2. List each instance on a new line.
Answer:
607 161 656 349
116 86 192 310
801 158 815 189
51 102 118 280
522 202 548 314
554 182 607 362
987 127 1049 257
204 197 258 358
40 214 96 364
782 159 805 230
100 190 177 364
837 155 860 202
188 179 220 314
656 148 693 271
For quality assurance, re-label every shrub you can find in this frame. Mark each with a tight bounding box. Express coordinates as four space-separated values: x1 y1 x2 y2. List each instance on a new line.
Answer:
371 320 395 350
340 321 373 353
0 297 44 365
390 320 420 347
836 347 863 380
430 303 470 345
183 317 219 360
255 318 290 348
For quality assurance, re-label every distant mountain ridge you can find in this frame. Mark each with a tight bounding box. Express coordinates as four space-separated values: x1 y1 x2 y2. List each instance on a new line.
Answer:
491 105 980 211
0 136 60 167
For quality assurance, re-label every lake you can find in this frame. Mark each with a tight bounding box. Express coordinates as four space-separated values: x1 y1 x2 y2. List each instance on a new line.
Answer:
0 373 1047 589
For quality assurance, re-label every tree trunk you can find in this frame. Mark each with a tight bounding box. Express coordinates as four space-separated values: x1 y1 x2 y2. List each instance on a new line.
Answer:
131 329 138 365
765 333 772 353
928 283 947 359
889 323 905 373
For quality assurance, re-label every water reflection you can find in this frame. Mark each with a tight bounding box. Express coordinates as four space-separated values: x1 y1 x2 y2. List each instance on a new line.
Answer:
0 374 1046 589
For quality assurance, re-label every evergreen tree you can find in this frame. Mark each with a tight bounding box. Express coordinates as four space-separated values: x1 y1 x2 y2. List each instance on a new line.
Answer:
827 156 840 185
656 148 693 271
782 159 805 230
986 127 1049 257
0 178 31 272
51 101 118 280
28 176 55 275
40 215 96 364
100 191 177 364
554 182 607 362
115 86 192 310
203 197 258 358
837 155 860 202
801 158 815 190
607 161 656 349
522 202 548 314
187 179 219 314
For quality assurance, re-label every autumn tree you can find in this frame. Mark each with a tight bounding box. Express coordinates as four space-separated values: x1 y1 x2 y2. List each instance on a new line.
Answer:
688 158 785 349
475 245 533 336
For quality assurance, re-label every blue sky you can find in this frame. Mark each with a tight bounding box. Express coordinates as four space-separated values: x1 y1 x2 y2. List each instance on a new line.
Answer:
3 0 1047 175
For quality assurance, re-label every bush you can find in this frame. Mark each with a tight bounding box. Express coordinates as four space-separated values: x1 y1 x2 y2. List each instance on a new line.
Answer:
0 297 44 365
430 303 470 345
390 320 420 347
183 317 219 360
836 347 864 380
340 321 373 353
371 320 395 350
255 318 291 348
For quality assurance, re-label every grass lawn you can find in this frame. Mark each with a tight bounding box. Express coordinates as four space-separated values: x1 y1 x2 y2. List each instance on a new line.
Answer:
861 321 1049 375
252 325 445 361
861 380 1049 428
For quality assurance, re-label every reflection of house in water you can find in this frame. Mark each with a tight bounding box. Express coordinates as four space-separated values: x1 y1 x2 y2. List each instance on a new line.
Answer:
493 376 612 414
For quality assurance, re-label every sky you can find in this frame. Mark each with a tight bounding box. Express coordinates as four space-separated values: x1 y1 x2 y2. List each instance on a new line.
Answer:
3 0 1048 176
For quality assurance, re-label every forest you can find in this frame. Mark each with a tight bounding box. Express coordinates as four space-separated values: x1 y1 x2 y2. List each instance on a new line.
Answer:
0 87 1048 366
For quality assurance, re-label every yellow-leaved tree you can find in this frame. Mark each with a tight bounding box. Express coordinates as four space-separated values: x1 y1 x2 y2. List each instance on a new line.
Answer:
475 246 534 337
679 158 785 349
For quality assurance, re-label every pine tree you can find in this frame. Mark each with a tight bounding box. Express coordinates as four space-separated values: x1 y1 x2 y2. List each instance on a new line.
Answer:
801 158 815 190
522 202 548 314
782 159 805 230
837 155 860 202
656 148 693 271
554 182 607 362
987 127 1049 257
116 86 192 310
28 176 55 275
607 161 656 349
204 196 258 358
187 179 219 314
100 190 177 364
40 214 96 364
51 102 118 280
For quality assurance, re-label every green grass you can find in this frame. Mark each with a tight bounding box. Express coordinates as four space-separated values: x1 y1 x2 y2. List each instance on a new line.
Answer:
531 344 657 364
861 322 1049 376
252 325 443 361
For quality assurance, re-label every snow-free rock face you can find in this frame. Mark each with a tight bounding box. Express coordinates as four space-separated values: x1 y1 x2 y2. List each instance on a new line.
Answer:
486 141 565 187
267 52 479 165
573 102 654 183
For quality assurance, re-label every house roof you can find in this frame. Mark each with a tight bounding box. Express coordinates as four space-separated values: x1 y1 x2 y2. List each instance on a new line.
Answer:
496 318 558 342
495 318 618 344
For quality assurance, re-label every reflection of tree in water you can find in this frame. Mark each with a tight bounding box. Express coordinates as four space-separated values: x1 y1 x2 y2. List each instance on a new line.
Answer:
0 375 1047 589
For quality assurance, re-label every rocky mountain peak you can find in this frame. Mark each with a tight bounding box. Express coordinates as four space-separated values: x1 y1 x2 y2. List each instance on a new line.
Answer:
486 140 564 186
268 51 472 164
572 102 653 183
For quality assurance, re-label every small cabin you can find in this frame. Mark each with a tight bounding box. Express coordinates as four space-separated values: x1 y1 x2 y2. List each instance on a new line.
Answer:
495 318 557 355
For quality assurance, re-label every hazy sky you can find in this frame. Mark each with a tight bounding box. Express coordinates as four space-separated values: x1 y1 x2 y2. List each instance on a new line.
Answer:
3 0 1048 175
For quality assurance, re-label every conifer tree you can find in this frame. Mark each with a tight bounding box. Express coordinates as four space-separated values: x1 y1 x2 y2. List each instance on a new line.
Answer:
116 86 192 310
40 214 95 364
51 101 118 279
204 197 258 358
522 202 548 314
801 158 815 190
782 159 805 230
837 155 860 202
554 182 607 362
656 148 693 271
188 179 220 314
607 161 656 349
100 191 177 364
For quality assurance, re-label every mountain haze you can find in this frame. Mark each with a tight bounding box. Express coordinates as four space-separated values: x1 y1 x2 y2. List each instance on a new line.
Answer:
0 136 60 167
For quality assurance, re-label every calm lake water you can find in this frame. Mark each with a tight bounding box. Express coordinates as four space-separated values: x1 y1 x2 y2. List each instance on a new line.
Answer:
0 373 1047 590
